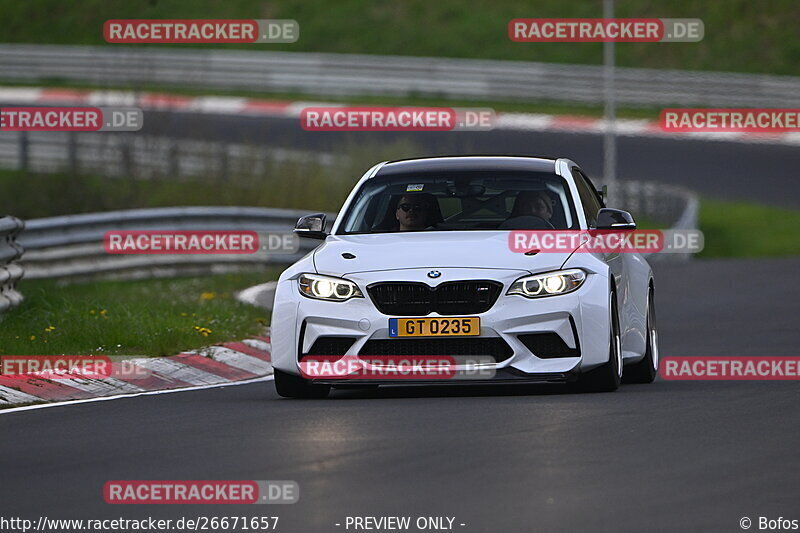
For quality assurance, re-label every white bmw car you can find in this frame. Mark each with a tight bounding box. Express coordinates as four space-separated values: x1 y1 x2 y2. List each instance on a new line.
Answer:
271 156 658 397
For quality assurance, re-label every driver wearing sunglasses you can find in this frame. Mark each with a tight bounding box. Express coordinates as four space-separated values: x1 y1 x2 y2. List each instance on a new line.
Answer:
395 194 436 231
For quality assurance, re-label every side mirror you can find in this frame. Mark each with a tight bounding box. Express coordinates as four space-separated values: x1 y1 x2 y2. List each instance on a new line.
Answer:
595 208 636 230
294 213 328 240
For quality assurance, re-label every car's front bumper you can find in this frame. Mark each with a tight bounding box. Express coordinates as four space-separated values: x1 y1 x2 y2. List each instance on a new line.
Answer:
271 267 611 383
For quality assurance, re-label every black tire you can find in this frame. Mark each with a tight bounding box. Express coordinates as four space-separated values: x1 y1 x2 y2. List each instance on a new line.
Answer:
572 291 622 392
274 369 330 398
623 287 659 384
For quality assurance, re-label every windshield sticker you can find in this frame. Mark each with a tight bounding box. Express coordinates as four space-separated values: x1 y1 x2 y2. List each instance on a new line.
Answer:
406 184 424 192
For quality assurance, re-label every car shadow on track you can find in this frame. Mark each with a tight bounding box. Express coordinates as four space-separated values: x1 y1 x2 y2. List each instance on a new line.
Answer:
297 382 662 400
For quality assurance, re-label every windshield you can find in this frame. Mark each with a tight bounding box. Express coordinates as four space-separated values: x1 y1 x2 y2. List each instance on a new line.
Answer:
337 170 578 234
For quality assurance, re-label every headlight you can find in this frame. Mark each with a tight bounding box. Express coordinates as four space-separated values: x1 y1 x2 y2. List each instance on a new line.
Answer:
298 273 363 301
507 269 586 298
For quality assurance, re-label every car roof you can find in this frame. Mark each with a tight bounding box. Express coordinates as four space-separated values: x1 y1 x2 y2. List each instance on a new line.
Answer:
374 155 559 177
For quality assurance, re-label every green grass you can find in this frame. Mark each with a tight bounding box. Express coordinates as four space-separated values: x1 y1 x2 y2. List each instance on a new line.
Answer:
0 272 278 356
2 0 798 75
0 166 356 219
698 199 800 258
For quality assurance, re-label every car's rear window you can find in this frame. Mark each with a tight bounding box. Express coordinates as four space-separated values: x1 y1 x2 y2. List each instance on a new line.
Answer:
336 170 578 234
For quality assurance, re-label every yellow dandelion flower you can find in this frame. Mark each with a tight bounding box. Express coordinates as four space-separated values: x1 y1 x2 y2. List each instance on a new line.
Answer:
200 292 217 301
30 335 36 341
193 325 213 337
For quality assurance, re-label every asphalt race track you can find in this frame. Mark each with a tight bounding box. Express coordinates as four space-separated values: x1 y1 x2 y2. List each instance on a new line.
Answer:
2 256 799 533
144 111 800 209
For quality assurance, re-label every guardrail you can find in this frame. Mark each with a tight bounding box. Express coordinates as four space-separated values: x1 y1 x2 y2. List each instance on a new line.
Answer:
613 181 699 263
0 216 25 313
18 207 336 280
18 182 695 281
1 44 799 108
615 180 699 230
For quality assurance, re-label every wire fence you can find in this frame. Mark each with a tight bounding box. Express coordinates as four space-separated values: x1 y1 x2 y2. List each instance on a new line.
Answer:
0 131 337 178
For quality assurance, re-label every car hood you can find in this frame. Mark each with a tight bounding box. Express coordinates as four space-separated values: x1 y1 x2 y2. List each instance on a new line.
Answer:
313 231 577 275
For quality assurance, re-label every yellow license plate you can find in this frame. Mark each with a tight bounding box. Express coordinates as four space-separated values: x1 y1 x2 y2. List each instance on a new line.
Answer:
388 317 480 337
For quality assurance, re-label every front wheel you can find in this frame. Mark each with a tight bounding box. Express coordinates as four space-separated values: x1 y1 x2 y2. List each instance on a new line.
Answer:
623 287 659 384
274 369 330 398
572 291 622 392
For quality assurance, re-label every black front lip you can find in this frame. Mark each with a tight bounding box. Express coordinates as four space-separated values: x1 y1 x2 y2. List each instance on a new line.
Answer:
312 367 579 386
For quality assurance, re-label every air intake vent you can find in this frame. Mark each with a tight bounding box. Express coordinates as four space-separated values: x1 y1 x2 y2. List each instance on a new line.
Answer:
301 336 356 359
518 333 579 358
367 280 502 316
359 337 512 362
